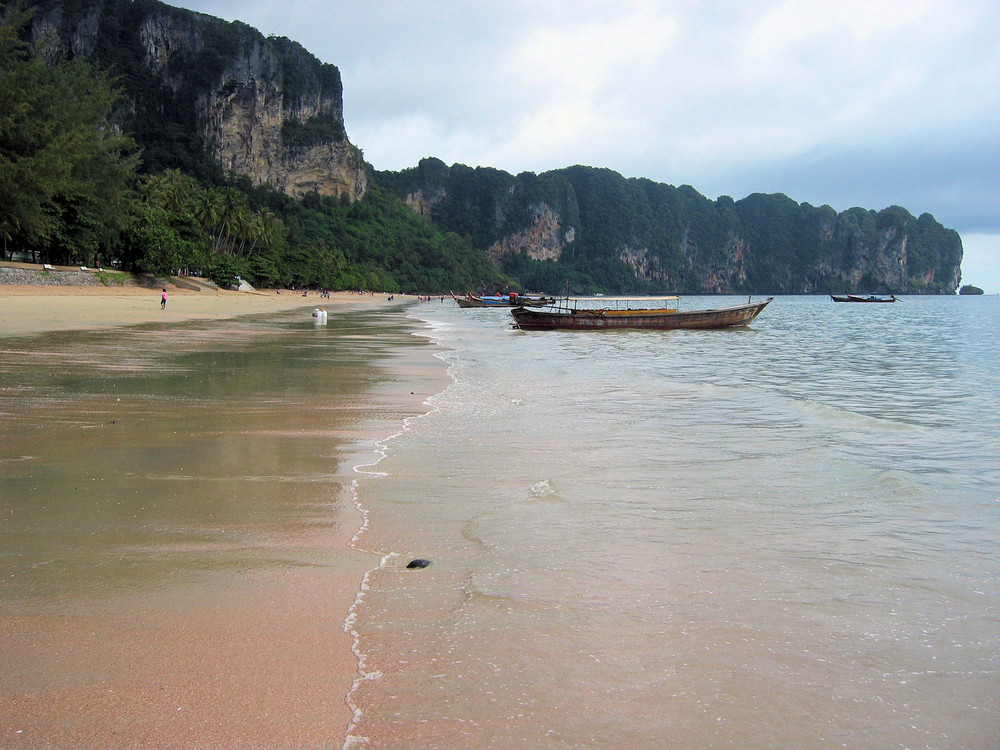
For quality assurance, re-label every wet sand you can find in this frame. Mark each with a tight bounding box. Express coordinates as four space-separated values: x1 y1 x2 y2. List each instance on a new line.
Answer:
2 570 372 749
0 286 445 748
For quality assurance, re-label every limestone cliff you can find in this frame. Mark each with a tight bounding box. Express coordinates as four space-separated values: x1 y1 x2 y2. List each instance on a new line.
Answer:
486 205 570 263
382 160 963 294
21 0 367 200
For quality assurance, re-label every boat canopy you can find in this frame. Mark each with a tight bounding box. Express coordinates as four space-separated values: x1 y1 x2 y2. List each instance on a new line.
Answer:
558 295 681 313
566 296 680 301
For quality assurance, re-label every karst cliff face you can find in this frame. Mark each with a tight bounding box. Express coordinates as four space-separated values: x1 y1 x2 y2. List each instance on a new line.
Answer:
24 0 367 200
388 160 962 294
485 205 570 264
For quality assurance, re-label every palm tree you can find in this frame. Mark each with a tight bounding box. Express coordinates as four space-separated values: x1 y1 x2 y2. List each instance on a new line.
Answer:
244 209 282 257
154 169 194 214
192 188 221 238
215 188 247 255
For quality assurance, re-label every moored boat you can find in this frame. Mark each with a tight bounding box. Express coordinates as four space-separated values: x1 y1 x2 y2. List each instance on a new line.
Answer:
452 291 556 308
831 294 897 302
510 296 773 331
453 293 502 308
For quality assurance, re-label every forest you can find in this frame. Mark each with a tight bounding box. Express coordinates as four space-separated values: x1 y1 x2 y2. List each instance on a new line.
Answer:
0 6 501 292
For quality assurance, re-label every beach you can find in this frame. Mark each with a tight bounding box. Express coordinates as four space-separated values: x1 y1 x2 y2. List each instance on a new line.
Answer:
4 290 1000 748
0 283 443 749
0 282 388 338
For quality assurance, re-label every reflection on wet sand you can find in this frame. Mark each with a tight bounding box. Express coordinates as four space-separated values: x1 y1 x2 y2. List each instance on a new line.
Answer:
0 308 442 749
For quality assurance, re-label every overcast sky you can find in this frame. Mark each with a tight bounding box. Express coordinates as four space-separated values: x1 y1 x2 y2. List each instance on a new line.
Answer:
171 0 1000 292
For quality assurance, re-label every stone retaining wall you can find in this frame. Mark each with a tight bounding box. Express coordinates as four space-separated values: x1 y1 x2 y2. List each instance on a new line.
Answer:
0 266 141 287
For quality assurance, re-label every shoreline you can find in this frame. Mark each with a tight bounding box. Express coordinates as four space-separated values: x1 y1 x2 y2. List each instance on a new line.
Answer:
0 283 399 338
0 289 448 748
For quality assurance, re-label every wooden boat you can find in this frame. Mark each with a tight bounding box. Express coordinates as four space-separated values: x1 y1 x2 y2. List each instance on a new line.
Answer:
453 294 498 308
510 296 773 331
451 291 556 308
830 294 896 302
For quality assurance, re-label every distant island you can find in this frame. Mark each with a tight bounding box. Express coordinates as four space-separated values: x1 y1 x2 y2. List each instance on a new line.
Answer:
3 0 965 295
959 285 984 295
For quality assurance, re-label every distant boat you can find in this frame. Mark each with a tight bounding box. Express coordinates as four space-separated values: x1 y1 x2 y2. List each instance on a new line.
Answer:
510 296 773 331
831 294 897 303
451 291 556 308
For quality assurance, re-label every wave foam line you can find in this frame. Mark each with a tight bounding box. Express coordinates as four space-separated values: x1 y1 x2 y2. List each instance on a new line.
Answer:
342 315 454 748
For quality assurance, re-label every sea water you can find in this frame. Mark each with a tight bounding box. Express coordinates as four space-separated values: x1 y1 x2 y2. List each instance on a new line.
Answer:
346 295 1000 749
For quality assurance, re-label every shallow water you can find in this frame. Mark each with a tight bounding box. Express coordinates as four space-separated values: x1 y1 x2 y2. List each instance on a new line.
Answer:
348 295 1000 749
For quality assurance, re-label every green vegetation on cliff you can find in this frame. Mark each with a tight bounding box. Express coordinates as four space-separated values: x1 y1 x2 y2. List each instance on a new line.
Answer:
380 158 963 294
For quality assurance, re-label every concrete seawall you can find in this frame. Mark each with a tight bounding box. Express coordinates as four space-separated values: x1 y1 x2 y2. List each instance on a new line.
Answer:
0 264 164 288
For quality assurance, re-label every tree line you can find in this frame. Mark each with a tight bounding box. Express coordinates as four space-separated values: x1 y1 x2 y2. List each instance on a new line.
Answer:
0 7 502 292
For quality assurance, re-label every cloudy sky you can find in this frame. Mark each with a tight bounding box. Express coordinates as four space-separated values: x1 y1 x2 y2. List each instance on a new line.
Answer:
172 0 1000 292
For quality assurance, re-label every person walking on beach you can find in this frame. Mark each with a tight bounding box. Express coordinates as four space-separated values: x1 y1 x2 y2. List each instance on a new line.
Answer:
161 289 167 309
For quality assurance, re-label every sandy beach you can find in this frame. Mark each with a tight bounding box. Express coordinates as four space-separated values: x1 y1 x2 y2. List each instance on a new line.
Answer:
0 282 395 339
0 283 440 749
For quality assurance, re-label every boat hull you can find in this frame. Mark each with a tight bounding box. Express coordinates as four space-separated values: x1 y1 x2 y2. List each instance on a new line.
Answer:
452 293 554 308
511 298 773 331
454 297 503 307
831 294 896 302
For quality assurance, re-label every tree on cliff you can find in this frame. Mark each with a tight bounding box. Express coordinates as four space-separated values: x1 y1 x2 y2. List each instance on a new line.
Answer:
379 159 963 294
0 9 139 262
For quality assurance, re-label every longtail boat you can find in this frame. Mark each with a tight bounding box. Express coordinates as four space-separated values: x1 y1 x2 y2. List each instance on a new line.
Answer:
451 291 556 308
510 296 773 331
830 294 896 302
